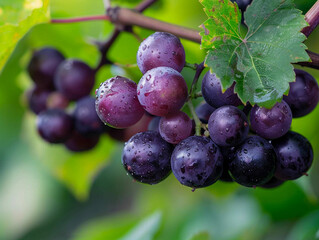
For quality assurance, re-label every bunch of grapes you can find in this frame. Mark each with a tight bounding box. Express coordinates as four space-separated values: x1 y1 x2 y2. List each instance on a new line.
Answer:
95 31 318 190
26 46 161 151
26 48 109 152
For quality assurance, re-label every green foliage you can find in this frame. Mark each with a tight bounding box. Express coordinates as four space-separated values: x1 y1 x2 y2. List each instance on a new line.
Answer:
0 0 50 72
72 212 162 240
200 0 309 107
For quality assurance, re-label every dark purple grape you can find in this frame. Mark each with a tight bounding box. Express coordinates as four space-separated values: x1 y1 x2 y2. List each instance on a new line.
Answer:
219 147 235 182
260 177 284 189
231 0 252 11
122 131 173 184
171 136 223 188
250 101 292 139
137 67 188 116
229 136 277 187
137 32 185 74
148 116 161 132
201 71 242 108
272 131 313 180
159 111 192 144
195 102 216 124
36 109 73 143
283 69 319 118
27 86 51 114
47 92 69 110
65 131 99 152
27 47 65 89
96 76 144 128
208 106 249 147
54 59 95 101
74 96 105 135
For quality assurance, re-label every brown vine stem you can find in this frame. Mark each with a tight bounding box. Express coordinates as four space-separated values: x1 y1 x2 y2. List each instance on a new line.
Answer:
298 50 319 70
302 0 319 37
51 2 319 70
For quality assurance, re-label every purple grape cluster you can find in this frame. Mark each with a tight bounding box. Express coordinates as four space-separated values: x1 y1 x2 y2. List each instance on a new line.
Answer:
26 47 105 152
96 32 317 189
26 47 160 151
26 33 317 191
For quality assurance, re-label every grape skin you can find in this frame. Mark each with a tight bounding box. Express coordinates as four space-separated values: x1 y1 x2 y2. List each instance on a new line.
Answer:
27 86 52 114
96 76 144 129
65 131 100 152
54 59 95 101
137 67 188 116
122 131 173 184
37 109 73 143
28 47 65 89
283 69 319 118
137 32 185 74
46 92 69 110
171 136 223 188
250 101 292 139
260 177 284 189
195 102 216 124
229 136 277 187
201 71 242 108
208 106 249 147
74 96 105 135
272 131 313 180
159 111 193 144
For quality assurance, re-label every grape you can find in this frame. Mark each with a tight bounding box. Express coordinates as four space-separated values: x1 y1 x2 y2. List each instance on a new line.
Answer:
272 131 313 180
283 69 319 118
201 71 242 108
73 96 105 135
219 147 235 182
27 86 51 114
231 0 252 12
228 136 277 187
260 177 284 189
250 101 292 139
37 109 73 143
122 131 173 184
46 92 69 110
195 102 216 124
96 76 144 128
27 47 65 89
54 59 95 101
65 131 100 152
171 136 223 188
208 106 249 147
159 111 193 144
109 113 153 142
137 32 185 74
137 67 188 116
148 116 161 132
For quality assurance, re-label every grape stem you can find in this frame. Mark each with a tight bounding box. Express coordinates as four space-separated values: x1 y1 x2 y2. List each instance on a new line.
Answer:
189 62 205 99
184 62 198 70
194 91 203 99
302 0 319 37
187 100 201 136
51 2 319 70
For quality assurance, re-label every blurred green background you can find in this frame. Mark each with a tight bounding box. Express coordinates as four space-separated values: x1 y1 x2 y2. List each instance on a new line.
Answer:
1 0 319 239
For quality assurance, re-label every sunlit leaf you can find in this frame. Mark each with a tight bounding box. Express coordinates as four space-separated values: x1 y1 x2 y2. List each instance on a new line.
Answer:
200 0 309 107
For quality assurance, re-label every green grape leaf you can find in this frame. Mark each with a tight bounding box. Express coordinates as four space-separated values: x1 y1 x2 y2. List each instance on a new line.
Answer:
0 0 50 72
200 0 310 107
23 113 115 200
